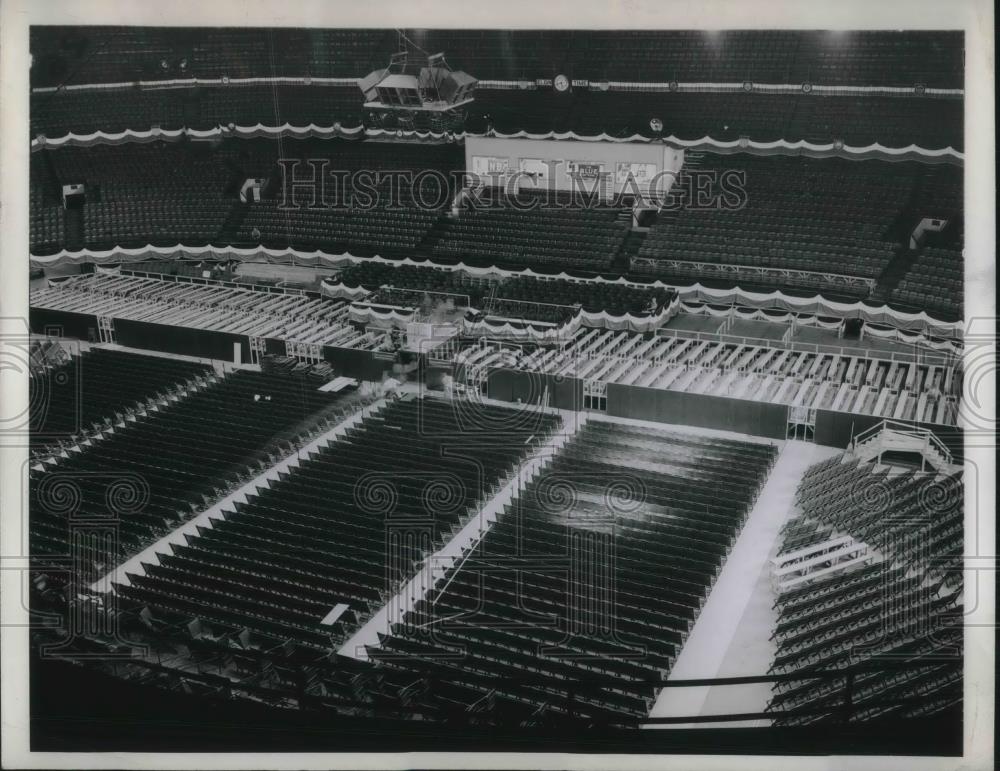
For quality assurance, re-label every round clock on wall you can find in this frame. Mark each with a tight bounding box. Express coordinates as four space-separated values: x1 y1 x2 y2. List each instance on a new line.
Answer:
554 74 570 92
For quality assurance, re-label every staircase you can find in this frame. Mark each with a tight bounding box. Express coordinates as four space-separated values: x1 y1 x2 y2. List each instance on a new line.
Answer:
850 419 955 474
481 282 500 317
38 151 63 207
219 201 249 244
884 166 935 243
613 228 648 273
872 165 952 302
63 206 84 251
414 214 455 257
872 243 923 303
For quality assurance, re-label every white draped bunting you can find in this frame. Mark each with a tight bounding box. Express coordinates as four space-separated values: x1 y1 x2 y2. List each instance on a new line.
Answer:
30 124 962 162
32 77 963 98
29 244 962 339
342 295 681 341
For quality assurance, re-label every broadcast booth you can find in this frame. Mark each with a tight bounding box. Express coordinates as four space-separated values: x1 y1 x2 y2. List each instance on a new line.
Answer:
360 51 477 132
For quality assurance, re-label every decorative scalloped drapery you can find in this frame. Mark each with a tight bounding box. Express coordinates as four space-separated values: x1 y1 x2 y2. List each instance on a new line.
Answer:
29 245 963 338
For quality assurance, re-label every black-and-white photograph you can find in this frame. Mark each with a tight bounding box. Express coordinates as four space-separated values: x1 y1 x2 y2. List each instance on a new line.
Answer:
0 1 994 769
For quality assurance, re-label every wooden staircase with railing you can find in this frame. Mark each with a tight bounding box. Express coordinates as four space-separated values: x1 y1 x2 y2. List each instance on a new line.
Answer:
850 419 955 474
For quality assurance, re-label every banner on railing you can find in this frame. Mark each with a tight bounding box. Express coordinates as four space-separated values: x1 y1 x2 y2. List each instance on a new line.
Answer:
344 296 681 341
28 244 962 338
30 124 962 162
31 77 963 98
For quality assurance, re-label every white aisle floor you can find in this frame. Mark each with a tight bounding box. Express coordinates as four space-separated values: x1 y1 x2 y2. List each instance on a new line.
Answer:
647 440 843 728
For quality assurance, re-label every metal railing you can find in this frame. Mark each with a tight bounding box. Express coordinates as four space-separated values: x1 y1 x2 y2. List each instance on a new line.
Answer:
852 418 954 466
120 269 322 299
90 644 958 728
655 326 956 366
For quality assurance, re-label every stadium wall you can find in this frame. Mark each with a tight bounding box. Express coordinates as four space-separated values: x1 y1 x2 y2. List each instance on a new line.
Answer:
321 346 397 381
485 368 584 411
30 307 97 341
30 307 399 378
264 338 287 357
479 365 964 456
605 383 790 438
114 320 250 362
480 373 963 459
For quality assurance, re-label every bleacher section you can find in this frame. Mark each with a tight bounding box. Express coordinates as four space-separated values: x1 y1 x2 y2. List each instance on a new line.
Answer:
335 263 673 322
636 156 947 297
31 143 235 251
239 199 440 254
30 367 359 577
342 263 491 308
369 420 778 721
891 247 964 320
766 455 962 724
428 191 628 272
234 141 460 254
111 397 561 650
28 139 463 254
458 330 961 426
20 24 973 743
29 201 66 254
29 347 211 452
31 28 963 88
30 155 66 252
31 274 378 349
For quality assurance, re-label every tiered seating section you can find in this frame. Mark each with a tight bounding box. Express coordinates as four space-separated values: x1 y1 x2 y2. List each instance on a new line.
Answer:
31 274 378 349
29 347 210 453
892 247 964 320
28 142 963 322
428 191 627 272
112 397 560 650
239 199 440 255
232 141 461 255
67 146 232 247
29 139 462 254
487 277 670 322
457 330 961 426
30 143 235 250
637 156 929 296
31 28 962 88
30 155 65 252
29 200 65 254
766 455 962 724
370 420 778 721
31 367 357 577
337 262 673 323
